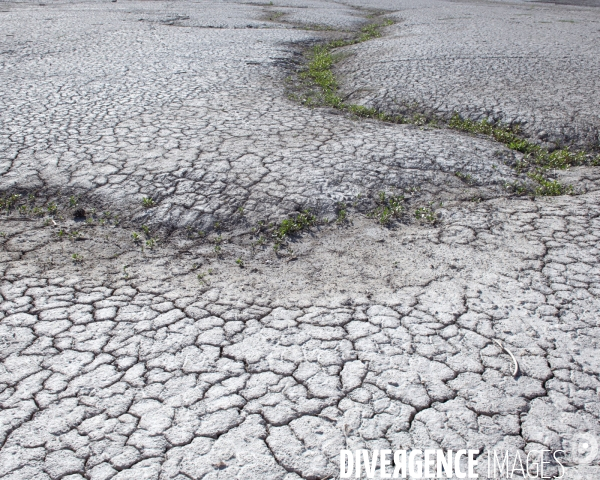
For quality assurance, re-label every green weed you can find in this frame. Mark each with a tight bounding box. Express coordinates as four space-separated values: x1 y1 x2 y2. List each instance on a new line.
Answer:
47 203 58 215
336 205 347 224
370 192 405 225
142 197 155 208
528 173 573 196
276 210 316 239
414 206 437 224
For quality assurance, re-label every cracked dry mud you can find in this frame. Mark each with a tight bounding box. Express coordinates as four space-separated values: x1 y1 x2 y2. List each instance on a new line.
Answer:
1 0 600 479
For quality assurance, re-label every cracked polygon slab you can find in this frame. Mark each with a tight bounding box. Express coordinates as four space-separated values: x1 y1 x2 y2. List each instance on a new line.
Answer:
336 0 600 148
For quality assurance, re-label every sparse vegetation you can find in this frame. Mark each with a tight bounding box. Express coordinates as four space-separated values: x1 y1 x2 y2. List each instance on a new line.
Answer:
370 192 405 225
336 204 347 224
299 19 397 117
142 197 155 208
71 253 83 263
275 210 316 240
295 13 594 200
414 206 437 224
528 173 573 196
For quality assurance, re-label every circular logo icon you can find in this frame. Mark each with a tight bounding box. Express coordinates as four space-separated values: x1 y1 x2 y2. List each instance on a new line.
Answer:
570 432 598 465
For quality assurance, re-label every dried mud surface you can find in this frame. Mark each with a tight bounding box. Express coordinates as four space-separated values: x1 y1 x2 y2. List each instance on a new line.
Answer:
1 0 600 479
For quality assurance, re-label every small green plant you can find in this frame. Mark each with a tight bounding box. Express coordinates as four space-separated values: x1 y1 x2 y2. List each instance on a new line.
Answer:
3 194 21 211
276 210 316 240
214 245 222 254
142 197 155 208
69 196 78 207
141 224 150 236
336 206 347 224
0 232 6 237
237 207 244 215
370 192 405 225
214 221 221 231
85 217 94 224
235 258 244 268
71 253 83 263
145 238 156 249
58 229 66 238
528 173 573 196
415 206 437 224
47 203 58 215
18 205 28 215
123 264 130 278
253 235 266 247
69 231 81 240
131 232 140 242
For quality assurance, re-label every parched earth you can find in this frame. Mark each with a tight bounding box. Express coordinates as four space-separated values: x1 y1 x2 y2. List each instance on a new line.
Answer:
1 0 600 479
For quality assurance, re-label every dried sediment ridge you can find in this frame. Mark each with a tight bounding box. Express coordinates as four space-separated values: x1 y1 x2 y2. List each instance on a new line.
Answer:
1 0 600 479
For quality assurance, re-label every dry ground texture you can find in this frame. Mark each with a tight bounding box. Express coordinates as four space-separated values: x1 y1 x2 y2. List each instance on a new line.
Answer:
1 0 600 478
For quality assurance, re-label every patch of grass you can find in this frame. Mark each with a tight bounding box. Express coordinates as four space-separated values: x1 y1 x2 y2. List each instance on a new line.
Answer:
300 20 396 115
71 253 83 263
142 197 155 208
528 173 573 196
1 194 21 211
47 203 58 215
336 204 347 224
235 258 244 268
448 113 595 195
370 192 405 225
145 238 156 249
275 210 316 240
414 206 437 224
